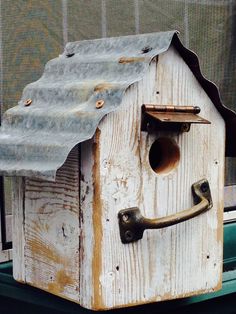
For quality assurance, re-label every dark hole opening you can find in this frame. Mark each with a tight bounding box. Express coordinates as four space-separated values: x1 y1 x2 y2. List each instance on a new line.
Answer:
149 137 180 175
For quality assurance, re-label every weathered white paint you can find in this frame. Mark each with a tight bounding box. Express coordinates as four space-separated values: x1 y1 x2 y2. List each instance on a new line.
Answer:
0 249 12 263
224 210 236 223
12 177 25 279
79 139 96 308
14 45 225 310
0 250 11 263
80 46 224 309
14 147 80 301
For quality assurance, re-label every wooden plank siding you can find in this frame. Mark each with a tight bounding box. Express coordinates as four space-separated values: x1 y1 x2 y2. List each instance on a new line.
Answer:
13 45 225 310
13 147 81 302
79 46 225 309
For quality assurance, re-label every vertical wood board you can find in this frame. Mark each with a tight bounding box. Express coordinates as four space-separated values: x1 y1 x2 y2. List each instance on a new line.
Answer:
79 139 97 308
12 177 25 281
84 45 225 309
23 147 80 302
13 44 225 310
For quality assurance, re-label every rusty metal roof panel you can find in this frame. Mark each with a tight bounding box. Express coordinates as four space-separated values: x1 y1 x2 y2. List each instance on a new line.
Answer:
0 30 235 181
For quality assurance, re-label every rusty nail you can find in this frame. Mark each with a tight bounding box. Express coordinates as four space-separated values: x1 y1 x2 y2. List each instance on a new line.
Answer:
181 123 190 132
24 99 32 107
96 99 104 109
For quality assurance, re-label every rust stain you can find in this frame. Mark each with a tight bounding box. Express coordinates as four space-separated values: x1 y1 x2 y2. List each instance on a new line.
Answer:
27 237 65 265
26 280 80 304
48 269 74 295
214 273 223 293
92 129 104 309
94 83 115 92
118 56 145 64
28 233 79 298
217 200 224 245
45 223 50 232
31 220 42 232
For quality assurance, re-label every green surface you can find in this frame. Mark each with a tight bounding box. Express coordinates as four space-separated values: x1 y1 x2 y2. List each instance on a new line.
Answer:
223 222 236 271
0 262 236 314
0 222 236 313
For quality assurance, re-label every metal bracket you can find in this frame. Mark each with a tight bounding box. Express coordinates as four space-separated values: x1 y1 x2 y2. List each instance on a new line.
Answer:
141 104 211 133
118 179 212 244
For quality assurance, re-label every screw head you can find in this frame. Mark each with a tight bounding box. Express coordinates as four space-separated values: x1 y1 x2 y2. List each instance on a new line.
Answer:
125 230 133 242
122 214 129 222
181 123 190 132
141 46 152 54
146 121 154 132
96 99 104 109
24 99 32 107
201 182 209 193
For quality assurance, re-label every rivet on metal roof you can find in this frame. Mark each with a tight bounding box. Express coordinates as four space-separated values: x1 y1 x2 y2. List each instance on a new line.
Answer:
141 46 153 54
96 100 104 109
24 99 32 107
66 53 75 58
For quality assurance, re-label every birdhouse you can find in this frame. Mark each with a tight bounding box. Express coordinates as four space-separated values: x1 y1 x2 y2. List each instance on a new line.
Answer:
0 31 235 310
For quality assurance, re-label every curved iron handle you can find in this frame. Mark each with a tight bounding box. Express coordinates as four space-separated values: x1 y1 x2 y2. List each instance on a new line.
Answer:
118 179 213 244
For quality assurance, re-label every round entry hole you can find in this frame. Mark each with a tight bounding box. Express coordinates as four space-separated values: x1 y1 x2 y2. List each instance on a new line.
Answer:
149 137 180 175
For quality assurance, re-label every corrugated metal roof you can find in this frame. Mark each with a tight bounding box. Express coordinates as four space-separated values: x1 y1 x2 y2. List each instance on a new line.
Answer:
0 30 234 181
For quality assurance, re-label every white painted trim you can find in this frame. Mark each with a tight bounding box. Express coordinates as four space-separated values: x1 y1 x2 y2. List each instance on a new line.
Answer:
224 185 236 209
224 211 236 223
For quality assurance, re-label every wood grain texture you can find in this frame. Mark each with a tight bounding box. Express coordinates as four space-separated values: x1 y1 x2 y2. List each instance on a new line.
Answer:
12 177 25 280
14 45 225 310
23 146 80 302
80 46 225 309
0 250 11 263
0 247 11 263
79 137 101 309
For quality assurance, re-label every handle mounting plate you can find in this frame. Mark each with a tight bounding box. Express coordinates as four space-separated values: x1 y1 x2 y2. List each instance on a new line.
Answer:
118 179 212 244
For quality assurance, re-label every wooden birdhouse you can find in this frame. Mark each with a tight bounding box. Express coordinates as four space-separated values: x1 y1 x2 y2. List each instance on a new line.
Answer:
0 31 235 310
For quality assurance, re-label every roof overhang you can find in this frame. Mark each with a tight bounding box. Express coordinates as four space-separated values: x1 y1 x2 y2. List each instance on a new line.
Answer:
0 31 235 181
